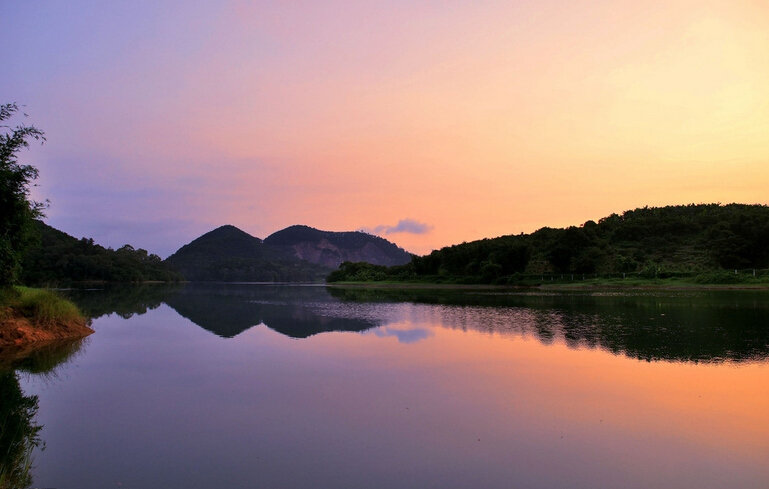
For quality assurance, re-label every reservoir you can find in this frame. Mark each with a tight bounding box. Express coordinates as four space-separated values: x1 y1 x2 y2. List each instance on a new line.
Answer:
8 284 769 488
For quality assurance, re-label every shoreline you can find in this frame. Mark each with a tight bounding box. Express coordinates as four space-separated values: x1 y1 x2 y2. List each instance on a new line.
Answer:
0 309 93 351
0 287 93 356
325 281 769 291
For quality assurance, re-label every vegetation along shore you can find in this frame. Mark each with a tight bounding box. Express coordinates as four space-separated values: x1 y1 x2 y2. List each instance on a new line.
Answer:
0 287 92 352
1 103 91 353
327 204 769 286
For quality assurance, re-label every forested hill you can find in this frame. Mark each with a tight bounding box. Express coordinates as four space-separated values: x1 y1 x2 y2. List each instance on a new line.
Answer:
164 224 411 282
328 204 769 284
164 224 331 282
20 221 181 285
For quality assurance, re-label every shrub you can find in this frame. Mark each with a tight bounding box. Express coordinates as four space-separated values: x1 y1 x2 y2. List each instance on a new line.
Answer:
692 271 743 284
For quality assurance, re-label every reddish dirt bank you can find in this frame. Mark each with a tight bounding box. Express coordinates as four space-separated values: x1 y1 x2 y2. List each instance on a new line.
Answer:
0 308 94 351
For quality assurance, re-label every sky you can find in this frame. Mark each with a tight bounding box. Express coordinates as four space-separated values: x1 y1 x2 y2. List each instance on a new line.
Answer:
2 0 768 257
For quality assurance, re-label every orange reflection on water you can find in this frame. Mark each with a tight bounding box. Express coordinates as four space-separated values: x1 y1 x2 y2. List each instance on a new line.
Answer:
288 320 769 470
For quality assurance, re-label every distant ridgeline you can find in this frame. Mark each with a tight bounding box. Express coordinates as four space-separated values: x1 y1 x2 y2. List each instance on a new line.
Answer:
21 221 181 285
328 204 769 284
164 224 412 282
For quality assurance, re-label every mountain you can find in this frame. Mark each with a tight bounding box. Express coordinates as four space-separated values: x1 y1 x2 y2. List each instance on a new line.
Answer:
164 225 330 282
264 225 412 268
164 224 412 282
328 203 769 284
20 220 181 284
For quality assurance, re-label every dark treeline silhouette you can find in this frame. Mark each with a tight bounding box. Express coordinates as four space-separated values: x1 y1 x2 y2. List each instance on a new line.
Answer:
20 221 181 285
328 204 769 284
0 102 45 287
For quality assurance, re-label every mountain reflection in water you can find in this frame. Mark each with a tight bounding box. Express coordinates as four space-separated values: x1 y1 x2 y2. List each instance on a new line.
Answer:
62 284 769 364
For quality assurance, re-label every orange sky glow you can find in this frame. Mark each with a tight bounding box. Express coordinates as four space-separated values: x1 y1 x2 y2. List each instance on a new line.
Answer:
4 0 769 255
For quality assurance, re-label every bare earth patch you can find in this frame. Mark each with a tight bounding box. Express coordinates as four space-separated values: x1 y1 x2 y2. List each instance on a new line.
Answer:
0 307 93 352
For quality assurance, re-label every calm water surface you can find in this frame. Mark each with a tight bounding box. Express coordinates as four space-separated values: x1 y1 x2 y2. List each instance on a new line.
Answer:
10 285 769 488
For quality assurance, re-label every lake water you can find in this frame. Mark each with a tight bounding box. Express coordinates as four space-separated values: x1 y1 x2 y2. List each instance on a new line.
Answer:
6 284 769 488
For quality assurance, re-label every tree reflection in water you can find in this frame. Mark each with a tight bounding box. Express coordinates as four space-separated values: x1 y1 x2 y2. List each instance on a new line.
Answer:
0 339 87 489
61 284 769 363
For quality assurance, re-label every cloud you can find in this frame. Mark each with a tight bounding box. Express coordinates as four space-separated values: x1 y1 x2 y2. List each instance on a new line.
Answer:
368 218 433 235
372 327 434 344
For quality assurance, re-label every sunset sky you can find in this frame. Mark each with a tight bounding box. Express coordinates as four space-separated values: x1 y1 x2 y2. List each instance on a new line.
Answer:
3 0 768 256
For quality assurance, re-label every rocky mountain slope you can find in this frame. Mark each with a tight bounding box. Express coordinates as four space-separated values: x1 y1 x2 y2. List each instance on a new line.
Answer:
264 225 411 268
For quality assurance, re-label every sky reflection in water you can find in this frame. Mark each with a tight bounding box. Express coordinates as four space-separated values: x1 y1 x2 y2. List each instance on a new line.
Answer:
16 285 769 489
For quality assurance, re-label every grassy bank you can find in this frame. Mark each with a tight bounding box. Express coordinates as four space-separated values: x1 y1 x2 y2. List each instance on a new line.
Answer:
0 287 83 325
0 287 91 350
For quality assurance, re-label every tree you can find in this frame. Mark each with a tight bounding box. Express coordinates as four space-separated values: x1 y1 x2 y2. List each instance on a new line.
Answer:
0 103 46 286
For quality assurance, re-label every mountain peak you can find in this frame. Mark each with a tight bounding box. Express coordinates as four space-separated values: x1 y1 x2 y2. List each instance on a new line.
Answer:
164 224 329 282
164 223 412 281
264 225 411 268
196 224 261 243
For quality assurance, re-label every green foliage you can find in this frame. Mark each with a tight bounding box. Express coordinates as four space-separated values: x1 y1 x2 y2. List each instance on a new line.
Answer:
327 262 389 282
0 103 46 286
14 287 82 325
692 271 754 284
327 261 421 283
0 104 175 286
328 204 769 284
3 286 83 326
20 221 181 285
410 236 531 279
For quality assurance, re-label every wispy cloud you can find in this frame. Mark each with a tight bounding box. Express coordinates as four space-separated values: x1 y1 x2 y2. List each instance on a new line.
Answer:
368 218 433 235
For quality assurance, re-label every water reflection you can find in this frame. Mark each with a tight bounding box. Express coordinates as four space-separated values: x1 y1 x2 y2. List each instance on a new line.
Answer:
63 284 178 320
0 370 41 489
163 284 378 338
372 326 434 344
329 287 769 363
24 286 769 489
0 339 87 488
62 284 769 363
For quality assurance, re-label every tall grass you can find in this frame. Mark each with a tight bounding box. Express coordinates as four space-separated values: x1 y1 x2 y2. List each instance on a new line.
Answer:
1 287 83 326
